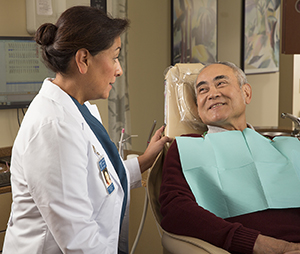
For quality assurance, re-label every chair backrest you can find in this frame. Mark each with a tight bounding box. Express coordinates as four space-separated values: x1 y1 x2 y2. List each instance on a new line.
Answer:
148 63 207 227
147 63 230 254
148 63 207 225
147 146 166 226
164 63 207 138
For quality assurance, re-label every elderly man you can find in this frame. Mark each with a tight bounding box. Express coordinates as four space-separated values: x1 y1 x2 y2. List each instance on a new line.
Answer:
159 62 300 254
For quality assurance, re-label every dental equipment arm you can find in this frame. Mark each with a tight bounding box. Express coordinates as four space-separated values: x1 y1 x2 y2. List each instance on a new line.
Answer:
281 113 300 138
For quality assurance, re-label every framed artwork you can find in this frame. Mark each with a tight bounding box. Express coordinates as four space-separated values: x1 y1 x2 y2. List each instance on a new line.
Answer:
243 0 280 74
171 0 217 65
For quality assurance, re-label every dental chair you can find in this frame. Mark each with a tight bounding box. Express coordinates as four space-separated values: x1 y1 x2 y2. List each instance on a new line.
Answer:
146 63 230 254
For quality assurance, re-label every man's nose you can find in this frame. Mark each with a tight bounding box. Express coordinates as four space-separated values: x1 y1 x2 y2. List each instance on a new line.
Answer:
208 86 220 99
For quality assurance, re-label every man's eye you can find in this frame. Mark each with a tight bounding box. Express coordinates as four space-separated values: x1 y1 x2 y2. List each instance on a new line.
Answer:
198 87 207 94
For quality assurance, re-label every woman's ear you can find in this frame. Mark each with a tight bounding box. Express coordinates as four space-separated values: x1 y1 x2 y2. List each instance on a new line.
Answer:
242 83 252 105
75 49 90 74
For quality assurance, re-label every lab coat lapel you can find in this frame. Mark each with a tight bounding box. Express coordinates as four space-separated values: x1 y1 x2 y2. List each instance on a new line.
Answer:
39 79 124 191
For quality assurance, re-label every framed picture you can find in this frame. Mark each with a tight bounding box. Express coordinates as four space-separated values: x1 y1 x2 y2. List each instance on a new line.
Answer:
171 0 217 65
243 0 280 74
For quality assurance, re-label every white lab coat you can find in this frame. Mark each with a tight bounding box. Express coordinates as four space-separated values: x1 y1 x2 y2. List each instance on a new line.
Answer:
3 79 142 254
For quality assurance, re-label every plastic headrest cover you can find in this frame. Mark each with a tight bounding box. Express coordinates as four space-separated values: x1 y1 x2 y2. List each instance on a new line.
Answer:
165 63 206 131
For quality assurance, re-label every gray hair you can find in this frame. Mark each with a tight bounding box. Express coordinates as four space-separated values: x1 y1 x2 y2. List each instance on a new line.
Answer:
197 61 248 88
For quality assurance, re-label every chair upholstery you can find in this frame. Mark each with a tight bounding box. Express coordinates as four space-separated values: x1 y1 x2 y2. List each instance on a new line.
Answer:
164 63 207 138
146 63 230 254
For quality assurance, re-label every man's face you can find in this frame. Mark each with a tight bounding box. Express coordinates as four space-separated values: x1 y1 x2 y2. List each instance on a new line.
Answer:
195 64 251 130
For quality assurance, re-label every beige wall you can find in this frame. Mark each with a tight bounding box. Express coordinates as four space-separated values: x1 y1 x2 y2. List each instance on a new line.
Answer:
127 0 170 152
218 0 280 127
0 0 291 150
279 54 294 127
127 1 170 253
293 55 300 118
0 0 28 147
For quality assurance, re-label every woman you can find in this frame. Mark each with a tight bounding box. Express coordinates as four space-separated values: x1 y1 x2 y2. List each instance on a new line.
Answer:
3 6 171 254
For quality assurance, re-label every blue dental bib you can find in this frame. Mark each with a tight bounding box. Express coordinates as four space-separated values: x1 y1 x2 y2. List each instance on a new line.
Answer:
176 128 300 218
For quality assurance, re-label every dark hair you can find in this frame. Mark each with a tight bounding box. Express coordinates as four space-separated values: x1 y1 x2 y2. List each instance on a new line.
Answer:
35 6 130 74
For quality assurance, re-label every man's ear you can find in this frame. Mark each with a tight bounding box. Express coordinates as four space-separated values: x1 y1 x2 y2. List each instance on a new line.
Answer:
242 83 252 105
75 49 90 74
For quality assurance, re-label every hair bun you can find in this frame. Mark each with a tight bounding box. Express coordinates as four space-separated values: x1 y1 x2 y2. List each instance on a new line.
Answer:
35 23 58 46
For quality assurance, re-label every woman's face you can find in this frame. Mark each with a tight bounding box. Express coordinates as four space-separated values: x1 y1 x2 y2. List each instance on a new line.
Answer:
87 36 123 100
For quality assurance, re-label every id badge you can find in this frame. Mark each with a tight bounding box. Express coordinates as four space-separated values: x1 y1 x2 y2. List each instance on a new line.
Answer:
98 156 115 194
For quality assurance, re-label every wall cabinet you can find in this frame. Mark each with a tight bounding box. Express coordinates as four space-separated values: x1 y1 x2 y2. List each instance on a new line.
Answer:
0 188 12 252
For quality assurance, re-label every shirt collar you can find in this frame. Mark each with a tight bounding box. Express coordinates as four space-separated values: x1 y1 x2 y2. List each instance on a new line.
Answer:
207 123 255 134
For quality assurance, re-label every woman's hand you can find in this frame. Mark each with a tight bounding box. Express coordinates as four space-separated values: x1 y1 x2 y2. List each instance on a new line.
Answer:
137 125 173 173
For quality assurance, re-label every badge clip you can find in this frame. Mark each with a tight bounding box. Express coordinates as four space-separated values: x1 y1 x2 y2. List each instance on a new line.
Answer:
93 145 115 194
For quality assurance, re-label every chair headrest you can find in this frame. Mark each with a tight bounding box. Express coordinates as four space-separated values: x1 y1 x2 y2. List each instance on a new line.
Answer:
164 63 207 133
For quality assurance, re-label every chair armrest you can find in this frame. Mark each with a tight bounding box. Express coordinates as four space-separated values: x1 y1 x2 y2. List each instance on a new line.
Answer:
147 146 231 254
162 231 230 254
